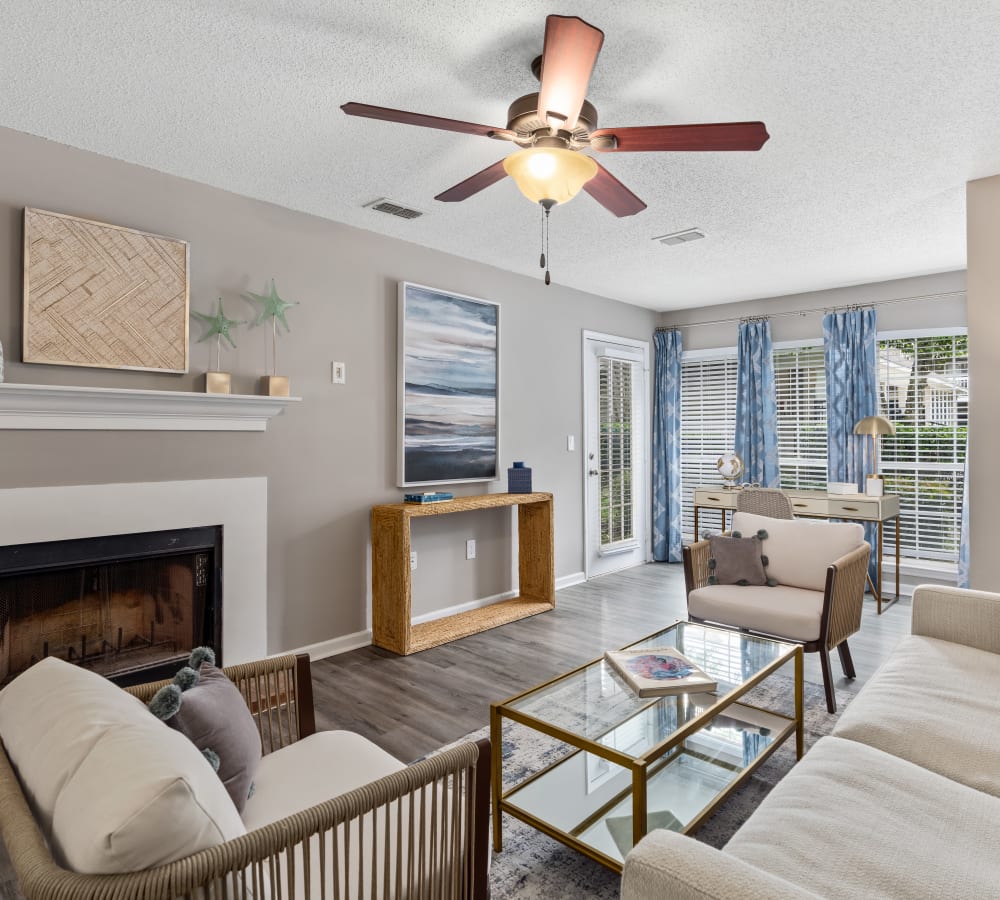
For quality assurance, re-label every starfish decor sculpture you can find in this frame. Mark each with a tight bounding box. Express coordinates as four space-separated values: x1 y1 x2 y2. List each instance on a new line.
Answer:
243 279 299 377
191 298 244 370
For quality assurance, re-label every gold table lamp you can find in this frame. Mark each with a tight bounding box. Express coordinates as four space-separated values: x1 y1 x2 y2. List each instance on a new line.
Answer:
854 415 896 494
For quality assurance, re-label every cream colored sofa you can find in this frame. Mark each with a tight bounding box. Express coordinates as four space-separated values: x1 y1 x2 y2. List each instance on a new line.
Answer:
621 585 1000 900
0 653 489 899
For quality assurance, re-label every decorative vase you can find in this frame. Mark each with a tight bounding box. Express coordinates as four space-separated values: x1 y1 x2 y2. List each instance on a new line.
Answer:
508 461 533 493
203 372 232 394
866 474 885 497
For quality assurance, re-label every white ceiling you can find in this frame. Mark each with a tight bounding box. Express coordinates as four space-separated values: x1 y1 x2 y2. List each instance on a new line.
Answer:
1 1 998 311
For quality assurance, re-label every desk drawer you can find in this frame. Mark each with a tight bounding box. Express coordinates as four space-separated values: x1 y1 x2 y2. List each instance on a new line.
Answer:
828 499 880 519
788 497 829 516
694 489 737 509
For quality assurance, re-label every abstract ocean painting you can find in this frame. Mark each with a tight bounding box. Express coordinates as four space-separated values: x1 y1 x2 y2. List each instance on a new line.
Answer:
398 283 498 486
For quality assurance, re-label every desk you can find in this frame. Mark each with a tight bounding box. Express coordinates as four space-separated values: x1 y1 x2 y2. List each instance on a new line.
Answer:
693 487 900 614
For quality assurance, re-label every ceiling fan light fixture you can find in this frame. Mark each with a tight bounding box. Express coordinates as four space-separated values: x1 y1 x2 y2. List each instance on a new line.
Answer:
502 147 598 205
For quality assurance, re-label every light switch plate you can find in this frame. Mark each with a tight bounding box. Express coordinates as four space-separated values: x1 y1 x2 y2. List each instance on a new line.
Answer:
332 361 346 384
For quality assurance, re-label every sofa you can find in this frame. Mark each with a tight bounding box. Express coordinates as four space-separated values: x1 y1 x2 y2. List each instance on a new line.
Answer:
686 510 871 712
621 584 1000 900
0 652 490 899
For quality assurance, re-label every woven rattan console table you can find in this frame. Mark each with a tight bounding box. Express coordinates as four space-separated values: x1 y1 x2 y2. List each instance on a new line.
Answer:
370 492 555 655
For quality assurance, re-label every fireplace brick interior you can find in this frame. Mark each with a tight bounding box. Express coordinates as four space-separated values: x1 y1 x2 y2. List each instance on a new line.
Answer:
0 527 221 686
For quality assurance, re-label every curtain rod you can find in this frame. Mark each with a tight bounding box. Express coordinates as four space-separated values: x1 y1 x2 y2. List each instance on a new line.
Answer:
654 290 965 331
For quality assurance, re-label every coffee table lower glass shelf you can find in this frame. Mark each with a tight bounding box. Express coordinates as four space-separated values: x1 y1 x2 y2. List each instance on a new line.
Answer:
490 620 803 872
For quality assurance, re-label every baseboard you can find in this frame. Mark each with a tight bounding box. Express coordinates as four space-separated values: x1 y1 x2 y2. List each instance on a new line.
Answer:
292 629 372 661
556 571 586 590
411 590 518 625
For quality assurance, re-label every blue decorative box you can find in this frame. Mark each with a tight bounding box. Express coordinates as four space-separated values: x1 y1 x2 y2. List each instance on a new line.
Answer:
507 461 532 494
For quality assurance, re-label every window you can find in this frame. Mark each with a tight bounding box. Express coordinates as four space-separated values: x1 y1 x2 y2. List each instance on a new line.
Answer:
599 357 635 549
774 345 828 491
879 334 968 562
678 330 968 565
679 353 737 538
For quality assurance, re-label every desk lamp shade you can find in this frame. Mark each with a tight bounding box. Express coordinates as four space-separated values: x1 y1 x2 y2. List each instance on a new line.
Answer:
853 415 896 474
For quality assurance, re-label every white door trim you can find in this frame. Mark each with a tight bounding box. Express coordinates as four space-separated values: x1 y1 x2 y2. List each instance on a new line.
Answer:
582 330 652 579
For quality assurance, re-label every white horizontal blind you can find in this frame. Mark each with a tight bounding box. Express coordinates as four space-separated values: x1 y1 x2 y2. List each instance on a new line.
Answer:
680 354 737 539
774 345 828 491
878 334 968 561
599 357 635 549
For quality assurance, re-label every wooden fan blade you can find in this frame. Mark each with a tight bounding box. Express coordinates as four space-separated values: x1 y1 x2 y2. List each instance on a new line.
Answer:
341 102 502 137
536 15 604 131
435 160 509 202
583 163 647 217
591 122 770 152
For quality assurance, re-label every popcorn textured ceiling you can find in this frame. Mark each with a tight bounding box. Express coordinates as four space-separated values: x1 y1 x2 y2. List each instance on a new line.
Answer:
1 1 997 311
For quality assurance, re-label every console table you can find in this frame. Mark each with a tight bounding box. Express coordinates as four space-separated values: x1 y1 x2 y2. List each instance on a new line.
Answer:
370 492 555 655
693 487 901 614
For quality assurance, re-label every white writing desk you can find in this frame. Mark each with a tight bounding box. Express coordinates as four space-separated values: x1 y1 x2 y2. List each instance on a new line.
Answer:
693 487 901 614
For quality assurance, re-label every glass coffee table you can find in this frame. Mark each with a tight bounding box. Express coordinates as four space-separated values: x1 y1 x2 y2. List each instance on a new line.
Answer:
490 620 803 871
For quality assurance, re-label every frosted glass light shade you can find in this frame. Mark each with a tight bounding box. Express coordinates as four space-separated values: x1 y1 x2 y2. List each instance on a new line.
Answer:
503 148 598 205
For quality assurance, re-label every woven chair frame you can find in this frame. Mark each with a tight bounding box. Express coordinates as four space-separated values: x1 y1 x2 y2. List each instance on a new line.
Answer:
0 653 490 900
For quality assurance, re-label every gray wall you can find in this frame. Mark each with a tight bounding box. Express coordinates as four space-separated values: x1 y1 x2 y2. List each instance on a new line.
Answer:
966 173 1000 590
659 270 967 348
0 126 657 653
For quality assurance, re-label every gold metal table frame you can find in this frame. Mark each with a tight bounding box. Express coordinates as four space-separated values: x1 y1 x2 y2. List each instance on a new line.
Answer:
490 621 803 873
692 486 901 614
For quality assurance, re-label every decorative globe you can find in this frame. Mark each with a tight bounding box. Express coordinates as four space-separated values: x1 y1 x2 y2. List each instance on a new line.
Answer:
717 452 745 487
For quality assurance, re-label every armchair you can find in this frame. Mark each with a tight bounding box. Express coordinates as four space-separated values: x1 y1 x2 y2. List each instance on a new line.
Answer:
0 653 490 899
684 511 870 712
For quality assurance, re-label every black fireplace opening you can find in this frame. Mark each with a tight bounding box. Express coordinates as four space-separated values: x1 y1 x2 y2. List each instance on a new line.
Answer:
0 526 222 687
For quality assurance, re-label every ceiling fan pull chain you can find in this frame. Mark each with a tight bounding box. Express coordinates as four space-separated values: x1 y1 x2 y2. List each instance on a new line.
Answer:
540 206 546 270
540 200 553 286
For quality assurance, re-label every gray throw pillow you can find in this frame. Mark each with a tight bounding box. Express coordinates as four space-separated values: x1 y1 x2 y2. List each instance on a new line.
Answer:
166 663 262 812
707 534 767 586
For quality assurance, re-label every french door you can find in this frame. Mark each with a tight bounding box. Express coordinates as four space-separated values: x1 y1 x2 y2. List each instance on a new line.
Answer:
583 332 650 578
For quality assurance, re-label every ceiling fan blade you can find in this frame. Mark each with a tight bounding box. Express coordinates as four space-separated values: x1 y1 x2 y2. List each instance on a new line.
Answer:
341 102 502 137
536 15 604 131
583 163 647 217
591 122 770 152
435 160 509 202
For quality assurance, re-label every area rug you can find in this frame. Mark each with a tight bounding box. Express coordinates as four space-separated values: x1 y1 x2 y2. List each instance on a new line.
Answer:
480 675 849 900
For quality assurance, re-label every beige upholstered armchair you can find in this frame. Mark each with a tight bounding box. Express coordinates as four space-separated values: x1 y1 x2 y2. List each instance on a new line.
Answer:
684 511 870 712
0 654 490 899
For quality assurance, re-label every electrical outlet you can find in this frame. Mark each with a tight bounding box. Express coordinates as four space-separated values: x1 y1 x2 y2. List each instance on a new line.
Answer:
331 361 346 384
466 539 476 560
410 551 417 571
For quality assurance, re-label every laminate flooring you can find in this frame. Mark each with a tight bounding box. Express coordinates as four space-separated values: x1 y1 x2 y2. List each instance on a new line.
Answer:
312 562 913 760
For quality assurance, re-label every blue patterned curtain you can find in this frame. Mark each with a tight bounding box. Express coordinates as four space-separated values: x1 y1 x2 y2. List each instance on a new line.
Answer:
734 319 780 487
652 329 683 562
958 453 970 588
823 309 879 582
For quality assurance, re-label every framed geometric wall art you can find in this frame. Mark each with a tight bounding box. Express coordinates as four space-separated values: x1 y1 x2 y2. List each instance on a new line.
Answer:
397 282 499 487
22 207 190 373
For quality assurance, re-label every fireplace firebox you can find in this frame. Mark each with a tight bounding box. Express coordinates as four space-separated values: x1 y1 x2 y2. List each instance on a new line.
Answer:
0 527 222 687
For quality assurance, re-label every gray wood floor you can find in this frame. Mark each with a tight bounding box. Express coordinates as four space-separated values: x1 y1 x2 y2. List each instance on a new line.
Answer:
312 562 913 760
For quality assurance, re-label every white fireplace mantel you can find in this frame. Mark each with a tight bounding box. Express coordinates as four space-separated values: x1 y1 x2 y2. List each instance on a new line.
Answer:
0 383 300 431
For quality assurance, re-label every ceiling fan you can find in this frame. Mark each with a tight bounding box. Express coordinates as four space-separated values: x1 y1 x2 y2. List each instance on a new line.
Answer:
342 14 770 219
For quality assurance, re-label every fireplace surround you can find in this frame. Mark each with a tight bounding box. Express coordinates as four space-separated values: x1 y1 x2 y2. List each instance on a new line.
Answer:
0 479 268 667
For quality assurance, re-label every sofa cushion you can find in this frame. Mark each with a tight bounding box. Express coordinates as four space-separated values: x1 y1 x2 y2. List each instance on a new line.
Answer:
708 534 767 586
242 730 405 831
0 657 245 874
731 512 865 591
726 735 1000 900
832 633 1000 798
688 584 823 642
0 656 154 827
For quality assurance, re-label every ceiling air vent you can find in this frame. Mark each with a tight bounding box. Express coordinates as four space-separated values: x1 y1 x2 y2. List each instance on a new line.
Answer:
654 228 705 246
364 198 424 220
